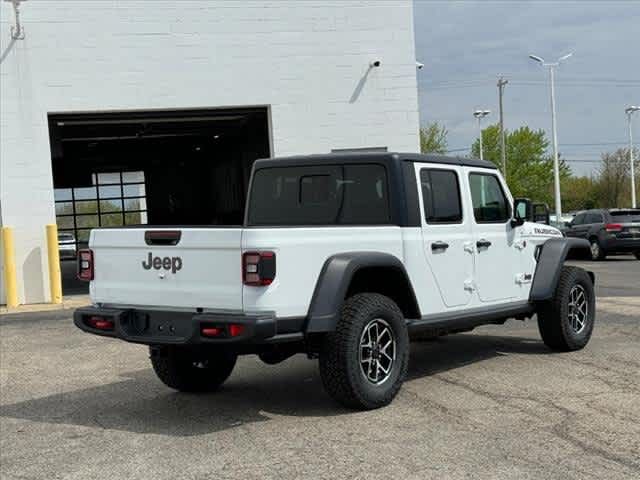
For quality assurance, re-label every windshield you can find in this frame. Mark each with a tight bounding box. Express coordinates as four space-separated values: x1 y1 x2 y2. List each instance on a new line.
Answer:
247 164 390 226
610 210 640 223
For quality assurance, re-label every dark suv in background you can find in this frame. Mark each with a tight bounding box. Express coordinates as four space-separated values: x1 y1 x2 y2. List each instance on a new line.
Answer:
564 209 640 260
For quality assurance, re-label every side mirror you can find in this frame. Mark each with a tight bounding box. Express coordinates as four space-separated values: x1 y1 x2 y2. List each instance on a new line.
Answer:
511 198 530 228
532 203 550 225
565 221 572 228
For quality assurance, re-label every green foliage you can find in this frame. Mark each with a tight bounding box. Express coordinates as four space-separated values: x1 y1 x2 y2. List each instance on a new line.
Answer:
468 124 640 209
562 176 598 212
471 124 570 206
592 148 639 208
420 122 448 154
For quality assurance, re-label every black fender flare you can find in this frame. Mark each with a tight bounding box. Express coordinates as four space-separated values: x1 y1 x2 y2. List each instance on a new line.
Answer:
529 237 595 302
305 252 420 333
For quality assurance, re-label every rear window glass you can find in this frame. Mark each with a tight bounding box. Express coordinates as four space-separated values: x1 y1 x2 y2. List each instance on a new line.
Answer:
247 164 390 226
610 210 640 222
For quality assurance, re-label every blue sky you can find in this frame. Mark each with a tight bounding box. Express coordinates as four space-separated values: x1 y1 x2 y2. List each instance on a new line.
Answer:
413 0 640 175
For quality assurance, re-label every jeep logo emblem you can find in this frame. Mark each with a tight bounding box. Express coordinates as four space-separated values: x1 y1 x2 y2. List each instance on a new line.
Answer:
142 252 182 274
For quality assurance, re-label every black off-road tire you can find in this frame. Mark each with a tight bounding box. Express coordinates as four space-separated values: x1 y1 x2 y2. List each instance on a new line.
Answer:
319 293 409 410
150 346 237 392
537 266 596 352
589 237 606 261
634 251 640 260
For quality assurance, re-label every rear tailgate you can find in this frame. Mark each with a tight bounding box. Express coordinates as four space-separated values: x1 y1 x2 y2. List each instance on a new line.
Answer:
609 211 640 239
90 228 243 310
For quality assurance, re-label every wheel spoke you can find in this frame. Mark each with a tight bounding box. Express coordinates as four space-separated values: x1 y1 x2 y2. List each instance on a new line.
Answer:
378 359 391 375
381 350 394 363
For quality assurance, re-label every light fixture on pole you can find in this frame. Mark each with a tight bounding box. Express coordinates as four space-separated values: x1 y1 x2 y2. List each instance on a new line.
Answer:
473 110 491 161
529 52 572 224
626 105 640 208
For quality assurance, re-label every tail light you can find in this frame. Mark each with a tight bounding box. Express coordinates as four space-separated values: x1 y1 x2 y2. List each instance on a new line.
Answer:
77 249 94 281
242 251 276 286
606 223 623 233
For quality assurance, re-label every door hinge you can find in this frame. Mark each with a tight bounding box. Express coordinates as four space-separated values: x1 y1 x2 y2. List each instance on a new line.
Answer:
464 279 476 292
515 273 533 284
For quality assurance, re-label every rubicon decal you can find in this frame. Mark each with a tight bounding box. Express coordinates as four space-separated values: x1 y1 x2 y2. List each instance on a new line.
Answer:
142 252 183 273
533 227 562 236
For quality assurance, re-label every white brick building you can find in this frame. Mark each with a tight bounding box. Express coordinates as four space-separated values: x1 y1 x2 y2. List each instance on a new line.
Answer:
0 0 419 305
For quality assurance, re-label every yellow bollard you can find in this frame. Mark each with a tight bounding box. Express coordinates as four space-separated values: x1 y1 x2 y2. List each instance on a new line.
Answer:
1 227 19 308
46 224 62 304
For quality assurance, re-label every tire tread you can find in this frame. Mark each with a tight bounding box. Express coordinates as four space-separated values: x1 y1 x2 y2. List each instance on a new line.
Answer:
150 347 236 393
537 266 595 352
319 293 408 410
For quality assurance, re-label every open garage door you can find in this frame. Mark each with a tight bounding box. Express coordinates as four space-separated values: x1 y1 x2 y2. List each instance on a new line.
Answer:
48 107 271 294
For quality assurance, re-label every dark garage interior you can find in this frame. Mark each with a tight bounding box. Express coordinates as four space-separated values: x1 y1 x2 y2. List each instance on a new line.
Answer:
48 107 271 294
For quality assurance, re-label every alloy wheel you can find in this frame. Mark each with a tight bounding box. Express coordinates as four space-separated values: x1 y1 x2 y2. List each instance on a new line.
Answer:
567 285 588 334
359 318 396 385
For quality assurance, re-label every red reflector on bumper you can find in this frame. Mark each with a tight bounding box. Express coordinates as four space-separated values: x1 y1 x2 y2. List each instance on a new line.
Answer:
229 324 245 337
86 316 114 331
201 327 223 337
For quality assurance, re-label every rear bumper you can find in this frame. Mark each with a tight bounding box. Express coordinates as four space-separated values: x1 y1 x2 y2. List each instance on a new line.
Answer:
602 236 640 252
73 306 304 346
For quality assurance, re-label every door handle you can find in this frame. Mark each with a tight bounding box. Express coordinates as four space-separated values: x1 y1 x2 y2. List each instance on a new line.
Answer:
431 241 450 251
476 239 492 249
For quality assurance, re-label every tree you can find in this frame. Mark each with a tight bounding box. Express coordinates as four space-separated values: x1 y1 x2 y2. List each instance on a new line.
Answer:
471 124 571 205
420 122 448 154
593 148 639 208
562 176 598 212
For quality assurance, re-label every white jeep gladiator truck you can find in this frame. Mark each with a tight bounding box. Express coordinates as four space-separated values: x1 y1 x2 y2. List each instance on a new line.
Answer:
75 152 595 409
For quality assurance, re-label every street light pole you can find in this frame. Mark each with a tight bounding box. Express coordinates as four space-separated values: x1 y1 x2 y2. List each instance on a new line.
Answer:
529 52 572 224
548 64 562 223
626 106 640 208
473 109 491 161
497 77 509 179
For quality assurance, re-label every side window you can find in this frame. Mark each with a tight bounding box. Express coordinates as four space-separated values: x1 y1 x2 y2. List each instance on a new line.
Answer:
469 173 510 223
420 169 463 223
587 213 603 224
572 214 585 226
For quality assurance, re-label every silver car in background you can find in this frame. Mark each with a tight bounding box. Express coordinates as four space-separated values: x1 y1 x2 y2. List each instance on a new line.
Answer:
58 232 77 260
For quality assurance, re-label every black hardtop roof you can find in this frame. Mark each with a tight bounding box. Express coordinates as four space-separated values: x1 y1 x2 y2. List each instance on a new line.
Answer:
253 152 497 170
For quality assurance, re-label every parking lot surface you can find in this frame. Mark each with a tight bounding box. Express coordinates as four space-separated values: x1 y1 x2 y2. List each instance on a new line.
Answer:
1 258 639 480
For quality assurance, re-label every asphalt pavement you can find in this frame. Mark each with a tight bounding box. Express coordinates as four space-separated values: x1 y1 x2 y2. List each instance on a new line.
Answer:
1 257 639 479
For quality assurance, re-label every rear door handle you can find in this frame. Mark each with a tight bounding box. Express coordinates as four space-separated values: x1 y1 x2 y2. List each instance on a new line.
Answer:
476 239 492 249
431 241 449 251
